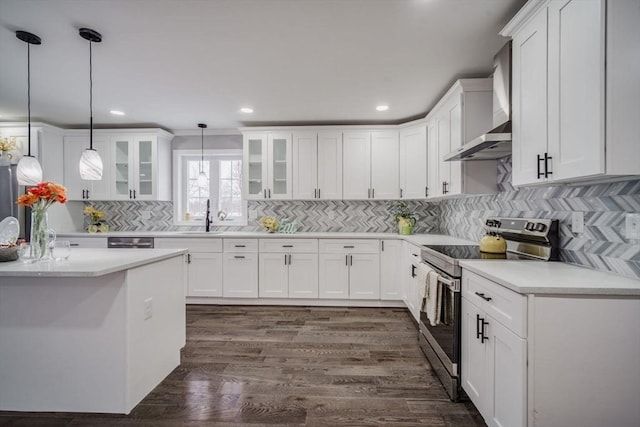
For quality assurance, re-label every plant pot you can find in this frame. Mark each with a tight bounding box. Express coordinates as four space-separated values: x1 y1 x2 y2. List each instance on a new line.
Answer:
397 217 414 235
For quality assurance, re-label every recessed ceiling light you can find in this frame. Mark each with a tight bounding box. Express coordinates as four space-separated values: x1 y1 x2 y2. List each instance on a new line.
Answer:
240 107 254 114
376 105 389 112
110 110 125 116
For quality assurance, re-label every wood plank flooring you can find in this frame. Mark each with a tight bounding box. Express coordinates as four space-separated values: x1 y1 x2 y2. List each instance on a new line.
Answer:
0 305 485 426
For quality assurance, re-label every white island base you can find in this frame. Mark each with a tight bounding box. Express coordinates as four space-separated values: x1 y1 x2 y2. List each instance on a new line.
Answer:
0 251 186 414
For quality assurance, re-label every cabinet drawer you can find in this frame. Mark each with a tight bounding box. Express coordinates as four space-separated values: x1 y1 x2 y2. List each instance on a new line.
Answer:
259 239 318 253
318 239 379 254
67 237 108 248
156 238 222 253
462 270 527 338
223 238 258 252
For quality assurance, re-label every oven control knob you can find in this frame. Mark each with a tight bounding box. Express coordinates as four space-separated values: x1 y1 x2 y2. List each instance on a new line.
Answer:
534 223 547 232
525 222 535 231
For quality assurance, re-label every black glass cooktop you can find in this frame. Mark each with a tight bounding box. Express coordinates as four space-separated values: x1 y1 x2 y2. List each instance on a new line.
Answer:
423 245 534 260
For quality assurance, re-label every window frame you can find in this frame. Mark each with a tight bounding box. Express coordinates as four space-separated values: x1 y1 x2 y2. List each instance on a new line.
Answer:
173 149 247 226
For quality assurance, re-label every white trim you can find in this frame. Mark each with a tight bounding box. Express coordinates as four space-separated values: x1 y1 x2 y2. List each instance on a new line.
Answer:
185 297 406 308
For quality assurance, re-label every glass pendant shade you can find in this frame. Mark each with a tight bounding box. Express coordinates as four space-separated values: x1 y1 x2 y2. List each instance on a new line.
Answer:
79 148 103 180
16 155 43 186
197 170 208 188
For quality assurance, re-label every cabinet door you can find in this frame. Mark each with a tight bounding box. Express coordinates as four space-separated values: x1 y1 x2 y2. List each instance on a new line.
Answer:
436 115 451 196
267 133 292 200
317 132 342 200
259 253 289 298
426 120 440 198
244 133 268 200
318 253 349 299
349 253 380 300
380 240 402 300
342 131 371 200
133 136 157 200
292 131 317 199
487 318 527 427
446 97 463 196
400 125 427 200
63 135 111 201
112 135 135 200
548 0 605 181
188 252 223 297
461 297 489 417
512 10 549 186
223 253 258 298
288 253 319 299
370 131 399 199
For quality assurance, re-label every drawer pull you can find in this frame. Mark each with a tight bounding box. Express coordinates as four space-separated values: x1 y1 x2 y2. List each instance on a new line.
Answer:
475 292 492 302
282 245 293 248
343 245 355 249
70 243 80 247
234 245 246 248
234 255 245 259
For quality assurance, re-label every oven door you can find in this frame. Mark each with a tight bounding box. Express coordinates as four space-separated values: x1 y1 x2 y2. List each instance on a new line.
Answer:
419 267 461 378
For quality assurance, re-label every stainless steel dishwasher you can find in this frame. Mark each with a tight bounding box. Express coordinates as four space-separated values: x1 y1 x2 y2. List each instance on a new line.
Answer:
107 236 154 248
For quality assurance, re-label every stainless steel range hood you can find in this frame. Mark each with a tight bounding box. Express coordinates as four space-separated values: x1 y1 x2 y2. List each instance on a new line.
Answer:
445 42 512 161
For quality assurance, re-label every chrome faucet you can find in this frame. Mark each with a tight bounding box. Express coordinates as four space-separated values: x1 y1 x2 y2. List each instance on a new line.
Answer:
205 199 212 232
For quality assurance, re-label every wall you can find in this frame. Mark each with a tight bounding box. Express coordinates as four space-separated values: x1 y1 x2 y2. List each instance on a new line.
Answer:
79 157 640 279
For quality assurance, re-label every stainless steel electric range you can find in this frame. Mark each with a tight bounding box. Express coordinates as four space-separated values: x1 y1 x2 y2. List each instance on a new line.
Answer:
418 217 558 401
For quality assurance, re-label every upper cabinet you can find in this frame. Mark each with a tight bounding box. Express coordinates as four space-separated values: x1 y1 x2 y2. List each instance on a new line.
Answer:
504 0 640 186
243 132 292 200
343 130 400 200
292 131 342 200
63 129 172 201
426 79 497 199
399 124 428 200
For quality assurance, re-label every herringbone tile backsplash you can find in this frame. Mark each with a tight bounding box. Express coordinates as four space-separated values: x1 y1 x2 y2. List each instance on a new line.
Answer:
87 156 640 279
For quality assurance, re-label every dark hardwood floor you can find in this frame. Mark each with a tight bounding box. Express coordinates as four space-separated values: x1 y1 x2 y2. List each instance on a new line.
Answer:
0 305 485 426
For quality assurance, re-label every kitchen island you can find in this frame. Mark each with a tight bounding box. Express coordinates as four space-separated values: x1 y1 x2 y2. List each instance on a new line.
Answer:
0 248 187 414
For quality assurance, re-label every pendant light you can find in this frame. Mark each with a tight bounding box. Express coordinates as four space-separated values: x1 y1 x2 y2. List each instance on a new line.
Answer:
197 123 208 188
78 28 103 180
15 30 43 186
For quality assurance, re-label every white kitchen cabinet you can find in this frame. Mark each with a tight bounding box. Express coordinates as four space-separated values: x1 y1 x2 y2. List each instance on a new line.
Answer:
66 237 108 248
258 238 319 298
461 270 527 427
63 135 111 201
399 124 428 199
343 130 399 200
110 134 171 201
402 242 422 322
223 238 258 298
243 132 292 200
380 239 402 300
505 0 640 185
155 238 223 298
292 131 343 200
425 79 496 199
318 239 380 300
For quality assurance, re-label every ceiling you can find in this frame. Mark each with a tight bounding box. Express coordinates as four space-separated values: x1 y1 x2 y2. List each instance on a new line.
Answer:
0 0 525 134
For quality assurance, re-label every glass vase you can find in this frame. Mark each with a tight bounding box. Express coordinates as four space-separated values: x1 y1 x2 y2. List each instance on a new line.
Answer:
30 210 53 261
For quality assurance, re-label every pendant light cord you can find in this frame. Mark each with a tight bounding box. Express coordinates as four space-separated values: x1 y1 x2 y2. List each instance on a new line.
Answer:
200 127 204 173
27 43 31 157
89 40 93 150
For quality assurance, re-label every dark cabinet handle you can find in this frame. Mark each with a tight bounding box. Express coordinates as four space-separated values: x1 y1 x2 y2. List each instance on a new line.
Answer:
544 152 553 178
314 189 317 198
133 189 136 199
234 245 246 248
282 245 293 248
346 255 349 266
481 318 489 343
476 314 482 340
537 154 544 179
343 245 355 249
318 188 320 198
70 243 80 247
129 189 133 199
86 189 90 199
425 186 429 197
412 253 418 257
400 188 403 198
234 255 245 259
187 253 192 264
288 254 291 265
349 255 353 266
268 189 271 198
475 291 492 302
411 264 416 278
284 254 287 265
381 241 384 251
372 188 375 198
263 189 266 198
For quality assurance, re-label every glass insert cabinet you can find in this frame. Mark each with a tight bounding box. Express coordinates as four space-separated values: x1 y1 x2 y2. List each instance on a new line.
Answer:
243 132 292 200
111 135 158 200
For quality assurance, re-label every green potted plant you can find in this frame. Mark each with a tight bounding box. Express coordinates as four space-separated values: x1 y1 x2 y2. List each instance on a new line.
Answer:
390 201 417 235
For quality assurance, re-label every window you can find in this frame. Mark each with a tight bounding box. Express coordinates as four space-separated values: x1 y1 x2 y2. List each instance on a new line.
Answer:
174 150 246 226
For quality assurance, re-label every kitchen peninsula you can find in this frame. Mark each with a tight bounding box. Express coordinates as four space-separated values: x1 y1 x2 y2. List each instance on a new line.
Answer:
0 248 187 414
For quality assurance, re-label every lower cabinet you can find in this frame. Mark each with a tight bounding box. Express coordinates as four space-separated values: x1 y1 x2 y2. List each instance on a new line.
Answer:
155 238 223 298
259 252 319 298
461 270 526 427
318 240 380 300
402 242 422 322
380 239 402 300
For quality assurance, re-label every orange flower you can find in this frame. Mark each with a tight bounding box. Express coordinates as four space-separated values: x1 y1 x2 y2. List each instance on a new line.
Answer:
15 181 68 208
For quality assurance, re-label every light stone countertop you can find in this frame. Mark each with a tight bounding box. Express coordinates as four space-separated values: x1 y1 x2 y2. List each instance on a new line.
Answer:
459 260 640 296
0 248 187 278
